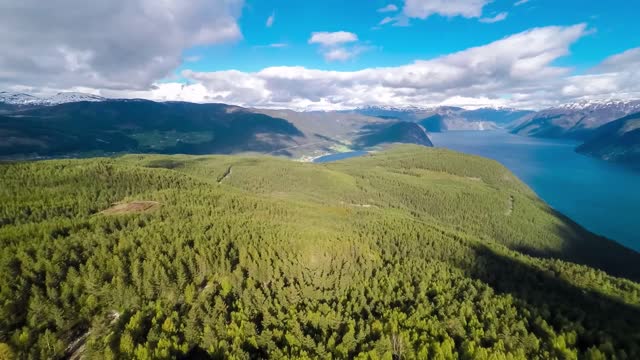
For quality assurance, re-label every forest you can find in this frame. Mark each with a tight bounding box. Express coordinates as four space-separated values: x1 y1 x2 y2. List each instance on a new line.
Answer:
1 145 639 359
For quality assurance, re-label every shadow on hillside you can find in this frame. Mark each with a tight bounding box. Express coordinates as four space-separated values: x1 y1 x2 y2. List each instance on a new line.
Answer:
0 101 307 157
513 207 640 282
464 243 640 351
157 113 304 156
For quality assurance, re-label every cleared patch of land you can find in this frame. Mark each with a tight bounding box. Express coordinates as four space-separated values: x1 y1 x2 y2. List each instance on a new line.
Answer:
100 201 160 215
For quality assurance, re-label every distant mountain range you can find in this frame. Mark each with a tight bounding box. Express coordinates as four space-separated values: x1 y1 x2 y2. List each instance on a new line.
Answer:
2 91 639 167
0 97 434 160
576 112 640 166
508 99 640 167
0 91 105 107
354 105 533 131
510 99 640 140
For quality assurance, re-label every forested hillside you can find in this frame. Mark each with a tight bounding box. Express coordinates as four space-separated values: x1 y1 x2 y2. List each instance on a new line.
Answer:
1 146 639 359
0 100 304 158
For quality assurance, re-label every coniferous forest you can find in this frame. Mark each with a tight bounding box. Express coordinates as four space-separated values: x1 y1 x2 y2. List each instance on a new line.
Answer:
1 145 639 359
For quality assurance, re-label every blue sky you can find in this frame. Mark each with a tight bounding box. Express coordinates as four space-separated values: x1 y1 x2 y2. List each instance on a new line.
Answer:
2 0 640 109
180 0 639 74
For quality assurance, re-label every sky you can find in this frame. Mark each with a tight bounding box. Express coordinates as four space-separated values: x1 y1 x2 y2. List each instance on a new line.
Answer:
1 0 639 110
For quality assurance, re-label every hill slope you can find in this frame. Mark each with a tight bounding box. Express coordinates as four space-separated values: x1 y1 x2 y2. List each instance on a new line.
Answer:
576 112 640 165
0 146 639 359
0 100 305 157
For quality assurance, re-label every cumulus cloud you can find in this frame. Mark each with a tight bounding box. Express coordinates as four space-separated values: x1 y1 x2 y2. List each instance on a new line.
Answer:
403 0 491 19
323 49 354 62
0 0 243 91
379 17 396 25
378 4 399 13
308 32 359 46
480 12 508 23
308 31 364 62
118 24 595 110
561 48 640 99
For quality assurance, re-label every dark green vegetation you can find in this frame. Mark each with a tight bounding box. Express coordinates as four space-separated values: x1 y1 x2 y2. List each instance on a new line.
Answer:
0 101 433 160
577 112 640 166
1 145 640 359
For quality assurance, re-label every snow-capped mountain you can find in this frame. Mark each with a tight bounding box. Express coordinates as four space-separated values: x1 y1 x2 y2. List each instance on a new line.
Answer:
0 91 105 106
356 105 439 112
555 99 640 112
511 99 640 139
40 92 106 105
0 91 41 105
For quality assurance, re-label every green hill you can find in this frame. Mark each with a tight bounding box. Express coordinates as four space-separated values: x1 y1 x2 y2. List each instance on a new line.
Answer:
1 145 639 359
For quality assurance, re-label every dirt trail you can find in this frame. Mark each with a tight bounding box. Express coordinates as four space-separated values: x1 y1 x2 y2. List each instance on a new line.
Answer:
505 195 514 216
218 166 233 183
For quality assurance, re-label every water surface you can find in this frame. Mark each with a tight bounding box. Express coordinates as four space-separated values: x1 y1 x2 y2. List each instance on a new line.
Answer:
314 151 369 163
429 131 640 252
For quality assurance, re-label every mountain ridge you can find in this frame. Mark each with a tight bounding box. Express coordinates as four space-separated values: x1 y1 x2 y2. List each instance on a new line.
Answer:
0 99 434 160
576 111 640 165
511 99 640 140
0 91 106 106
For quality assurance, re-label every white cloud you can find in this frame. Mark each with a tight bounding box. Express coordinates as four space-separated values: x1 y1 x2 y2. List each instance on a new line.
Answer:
480 12 508 23
560 48 640 99
322 46 372 62
16 21 638 111
308 31 365 62
514 0 531 6
324 49 353 62
378 4 399 13
0 0 243 91
308 31 359 46
113 24 594 110
266 12 275 27
379 17 396 25
403 0 491 19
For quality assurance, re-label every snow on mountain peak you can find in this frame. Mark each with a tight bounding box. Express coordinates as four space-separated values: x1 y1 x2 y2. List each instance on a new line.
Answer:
0 91 106 106
555 99 640 111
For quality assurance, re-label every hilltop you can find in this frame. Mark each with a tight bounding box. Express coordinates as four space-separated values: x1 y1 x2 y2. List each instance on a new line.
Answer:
1 145 639 359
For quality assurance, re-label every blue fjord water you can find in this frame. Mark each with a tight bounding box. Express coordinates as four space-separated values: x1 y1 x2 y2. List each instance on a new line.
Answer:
314 151 369 163
315 131 640 251
431 131 640 252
